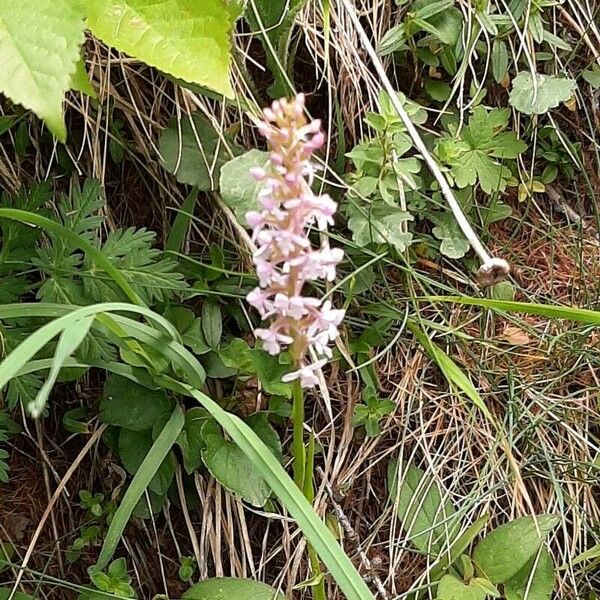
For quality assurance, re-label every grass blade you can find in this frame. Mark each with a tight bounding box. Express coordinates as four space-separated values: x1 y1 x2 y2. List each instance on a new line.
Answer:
93 405 185 572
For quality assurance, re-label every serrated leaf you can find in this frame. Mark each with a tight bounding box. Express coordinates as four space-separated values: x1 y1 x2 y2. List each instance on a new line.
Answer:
509 72 576 115
86 0 234 97
220 150 270 224
473 515 559 583
159 113 240 190
100 375 174 431
504 547 555 600
347 203 413 251
388 460 459 555
0 0 85 141
183 577 285 600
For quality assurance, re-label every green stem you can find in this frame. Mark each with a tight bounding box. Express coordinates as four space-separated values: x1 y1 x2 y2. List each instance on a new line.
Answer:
292 380 306 488
292 386 326 600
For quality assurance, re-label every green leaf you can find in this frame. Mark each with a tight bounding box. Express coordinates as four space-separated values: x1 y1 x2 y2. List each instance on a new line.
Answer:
177 407 211 473
472 515 559 583
183 577 285 600
431 213 470 259
220 150 270 224
0 589 35 600
159 113 239 190
509 72 576 115
86 0 234 97
377 24 406 56
202 427 272 507
94 406 184 572
436 574 487 600
71 57 96 98
347 203 413 251
491 40 508 83
582 64 600 89
504 547 555 600
387 460 459 555
427 7 463 45
201 299 222 348
166 188 198 253
0 0 85 141
100 374 173 431
437 107 526 194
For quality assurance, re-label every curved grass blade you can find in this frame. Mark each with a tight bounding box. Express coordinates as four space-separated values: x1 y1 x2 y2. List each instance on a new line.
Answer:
93 405 184 572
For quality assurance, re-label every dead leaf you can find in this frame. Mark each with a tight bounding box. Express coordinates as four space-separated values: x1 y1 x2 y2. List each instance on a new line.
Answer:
500 325 531 345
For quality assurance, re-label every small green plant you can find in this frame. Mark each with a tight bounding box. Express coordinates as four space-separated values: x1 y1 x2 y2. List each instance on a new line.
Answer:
178 556 197 583
388 460 559 599
0 410 21 483
352 395 396 437
81 557 137 600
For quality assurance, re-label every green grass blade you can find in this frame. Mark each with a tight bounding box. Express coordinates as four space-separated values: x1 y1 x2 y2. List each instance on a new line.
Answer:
29 315 94 417
165 187 198 252
408 320 497 427
428 296 600 324
93 405 184 572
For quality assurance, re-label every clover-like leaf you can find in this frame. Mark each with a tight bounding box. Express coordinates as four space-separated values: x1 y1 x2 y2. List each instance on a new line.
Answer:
509 72 576 115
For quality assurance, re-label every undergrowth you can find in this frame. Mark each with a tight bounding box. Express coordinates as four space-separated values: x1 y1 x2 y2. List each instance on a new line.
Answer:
0 0 599 599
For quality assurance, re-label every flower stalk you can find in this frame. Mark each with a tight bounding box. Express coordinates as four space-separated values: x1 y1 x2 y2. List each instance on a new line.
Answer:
246 94 343 600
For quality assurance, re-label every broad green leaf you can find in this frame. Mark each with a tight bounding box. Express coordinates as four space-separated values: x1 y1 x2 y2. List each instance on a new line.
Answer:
377 24 406 56
100 374 173 431
159 113 240 190
220 150 270 224
0 0 85 141
347 204 413 251
388 459 459 555
0 589 35 600
177 407 211 473
582 64 600 89
472 515 559 583
202 428 272 507
436 574 487 600
427 7 463 45
86 0 234 97
94 406 184 571
509 73 576 115
504 547 555 600
183 577 284 600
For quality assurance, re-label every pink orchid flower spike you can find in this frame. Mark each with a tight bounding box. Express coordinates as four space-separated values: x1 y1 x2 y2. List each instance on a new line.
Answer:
246 94 345 388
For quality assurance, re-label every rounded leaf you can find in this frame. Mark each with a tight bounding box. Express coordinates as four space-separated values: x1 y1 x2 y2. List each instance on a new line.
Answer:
183 578 284 600
473 515 559 583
